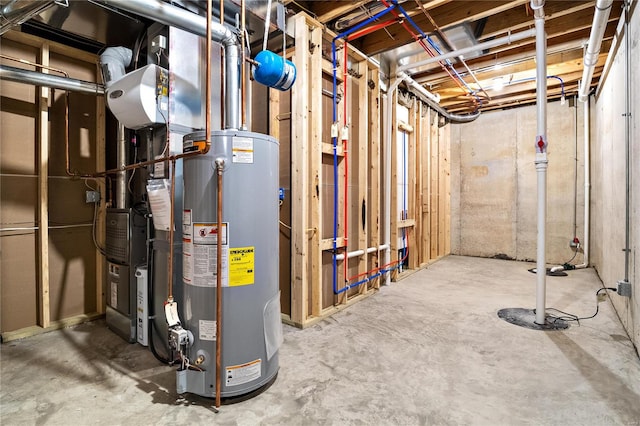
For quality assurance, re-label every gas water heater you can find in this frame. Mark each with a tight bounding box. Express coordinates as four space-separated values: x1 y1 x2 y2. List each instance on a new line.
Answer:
177 129 282 397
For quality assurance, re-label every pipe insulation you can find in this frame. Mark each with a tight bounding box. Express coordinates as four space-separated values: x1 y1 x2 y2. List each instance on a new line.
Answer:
397 71 480 123
103 0 241 129
0 64 105 95
99 47 133 87
578 0 614 101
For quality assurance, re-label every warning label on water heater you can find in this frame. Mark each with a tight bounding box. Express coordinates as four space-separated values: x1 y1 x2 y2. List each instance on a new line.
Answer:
183 221 229 287
225 359 262 387
232 137 254 164
229 246 255 286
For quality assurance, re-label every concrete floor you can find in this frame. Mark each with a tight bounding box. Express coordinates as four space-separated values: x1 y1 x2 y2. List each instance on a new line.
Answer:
1 255 639 425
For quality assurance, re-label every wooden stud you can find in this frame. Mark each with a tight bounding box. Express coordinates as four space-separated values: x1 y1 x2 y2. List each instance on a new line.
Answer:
414 102 424 266
37 42 51 329
407 98 418 270
438 123 447 257
309 22 323 317
444 123 452 255
357 58 368 295
389 89 399 280
95 65 106 314
368 66 381 289
430 111 439 259
290 14 310 324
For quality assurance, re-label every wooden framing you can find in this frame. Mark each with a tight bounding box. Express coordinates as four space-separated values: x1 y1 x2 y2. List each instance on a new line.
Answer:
0 30 105 340
37 42 51 328
274 13 452 327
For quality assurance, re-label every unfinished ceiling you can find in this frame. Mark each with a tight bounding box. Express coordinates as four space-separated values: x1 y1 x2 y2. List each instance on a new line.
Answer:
286 0 623 113
1 0 623 114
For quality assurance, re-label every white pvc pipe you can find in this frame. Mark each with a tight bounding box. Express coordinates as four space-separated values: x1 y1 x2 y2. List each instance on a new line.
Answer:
578 0 614 101
384 78 403 285
574 95 590 269
396 28 536 74
532 0 548 326
335 244 390 261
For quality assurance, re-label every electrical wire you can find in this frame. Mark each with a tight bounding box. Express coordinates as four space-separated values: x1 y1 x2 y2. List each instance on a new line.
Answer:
544 287 617 325
92 200 108 257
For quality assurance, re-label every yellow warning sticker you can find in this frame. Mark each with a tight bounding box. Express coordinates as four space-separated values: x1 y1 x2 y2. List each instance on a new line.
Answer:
229 246 255 286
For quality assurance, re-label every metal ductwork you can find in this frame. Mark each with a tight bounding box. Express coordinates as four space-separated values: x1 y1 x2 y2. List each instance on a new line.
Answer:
578 0 614 101
0 0 57 35
397 71 481 123
103 0 241 129
0 64 105 95
100 47 133 88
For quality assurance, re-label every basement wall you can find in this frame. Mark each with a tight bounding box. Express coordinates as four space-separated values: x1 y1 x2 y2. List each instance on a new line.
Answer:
451 99 586 264
591 1 639 350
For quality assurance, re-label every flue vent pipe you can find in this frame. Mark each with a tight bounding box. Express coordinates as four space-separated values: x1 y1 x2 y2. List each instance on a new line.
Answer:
531 0 548 326
0 64 105 95
578 0 614 101
104 0 241 129
397 28 536 74
0 0 56 35
397 71 480 123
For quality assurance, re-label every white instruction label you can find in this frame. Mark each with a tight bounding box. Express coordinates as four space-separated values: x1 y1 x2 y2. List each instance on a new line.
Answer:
110 281 118 307
232 136 254 164
199 319 216 341
183 210 192 235
225 359 262 387
185 222 229 287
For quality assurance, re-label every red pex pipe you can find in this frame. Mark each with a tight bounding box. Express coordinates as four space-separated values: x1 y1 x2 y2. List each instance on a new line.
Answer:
342 41 349 285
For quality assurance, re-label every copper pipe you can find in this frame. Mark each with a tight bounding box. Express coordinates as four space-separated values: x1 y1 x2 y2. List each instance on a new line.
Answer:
219 0 225 128
0 55 86 178
241 0 246 129
167 159 177 301
215 162 223 408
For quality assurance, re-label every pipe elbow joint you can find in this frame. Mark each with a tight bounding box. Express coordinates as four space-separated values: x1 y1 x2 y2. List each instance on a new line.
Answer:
100 47 133 87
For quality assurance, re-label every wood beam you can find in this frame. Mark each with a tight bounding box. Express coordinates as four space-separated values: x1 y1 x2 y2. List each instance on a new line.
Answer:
37 42 50 329
290 14 310 324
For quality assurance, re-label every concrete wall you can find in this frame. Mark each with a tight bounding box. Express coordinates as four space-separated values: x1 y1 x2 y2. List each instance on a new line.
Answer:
591 2 639 349
451 99 585 264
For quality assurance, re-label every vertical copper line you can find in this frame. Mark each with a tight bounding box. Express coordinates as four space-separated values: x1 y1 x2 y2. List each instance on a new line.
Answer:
241 0 246 129
219 0 225 128
206 0 212 152
167 158 177 301
215 165 223 408
205 0 223 410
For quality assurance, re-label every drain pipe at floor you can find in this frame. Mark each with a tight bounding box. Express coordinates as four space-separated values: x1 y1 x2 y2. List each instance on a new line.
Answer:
531 0 548 326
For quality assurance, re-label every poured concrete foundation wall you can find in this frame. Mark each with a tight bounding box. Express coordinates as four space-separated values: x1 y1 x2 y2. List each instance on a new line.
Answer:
591 2 639 349
451 99 585 264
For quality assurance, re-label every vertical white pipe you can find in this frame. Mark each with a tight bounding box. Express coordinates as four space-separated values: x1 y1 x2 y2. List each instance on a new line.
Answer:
575 96 590 268
384 78 402 285
532 0 547 325
115 123 127 209
578 0 614 101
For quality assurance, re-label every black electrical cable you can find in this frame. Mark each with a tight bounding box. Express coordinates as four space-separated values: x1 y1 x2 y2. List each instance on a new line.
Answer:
545 287 617 325
146 222 173 365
